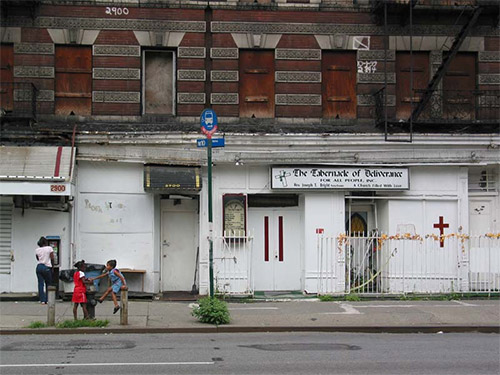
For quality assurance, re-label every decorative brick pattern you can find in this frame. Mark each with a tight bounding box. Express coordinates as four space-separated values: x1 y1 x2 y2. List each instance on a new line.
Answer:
92 91 140 103
93 45 141 56
14 89 54 102
27 17 206 33
276 71 321 83
211 48 239 59
178 70 206 81
479 51 500 62
357 94 395 107
14 43 54 54
276 49 321 60
177 93 206 104
178 47 206 59
430 50 442 65
211 93 238 105
211 71 239 82
211 22 498 37
357 50 395 61
478 95 500 107
478 74 500 85
13 66 54 78
358 72 396 84
276 94 321 106
93 68 140 80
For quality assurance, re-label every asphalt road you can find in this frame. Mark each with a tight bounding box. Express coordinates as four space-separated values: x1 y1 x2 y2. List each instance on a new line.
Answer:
1 332 499 375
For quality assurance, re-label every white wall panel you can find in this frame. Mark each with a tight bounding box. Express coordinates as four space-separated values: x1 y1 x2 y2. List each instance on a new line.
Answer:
79 193 153 233
77 161 144 194
10 208 70 293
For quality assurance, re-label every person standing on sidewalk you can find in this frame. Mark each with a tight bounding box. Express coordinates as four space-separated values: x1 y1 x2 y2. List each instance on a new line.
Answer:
35 237 54 304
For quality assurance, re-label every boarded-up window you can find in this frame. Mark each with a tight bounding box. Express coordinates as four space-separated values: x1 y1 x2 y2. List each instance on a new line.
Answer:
239 50 275 118
55 46 92 116
443 52 476 120
396 52 430 120
322 51 357 119
144 51 174 115
0 44 14 112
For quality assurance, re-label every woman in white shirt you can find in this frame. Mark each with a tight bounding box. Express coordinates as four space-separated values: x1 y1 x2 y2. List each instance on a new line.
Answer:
35 237 54 304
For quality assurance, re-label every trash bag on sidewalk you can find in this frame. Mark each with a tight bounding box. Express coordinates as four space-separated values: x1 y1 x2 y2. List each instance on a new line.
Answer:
59 269 74 282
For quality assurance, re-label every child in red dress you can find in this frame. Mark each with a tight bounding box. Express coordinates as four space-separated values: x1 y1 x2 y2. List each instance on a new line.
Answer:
72 260 89 320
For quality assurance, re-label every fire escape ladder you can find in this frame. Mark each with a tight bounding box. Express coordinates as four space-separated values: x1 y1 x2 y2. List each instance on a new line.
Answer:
408 6 483 123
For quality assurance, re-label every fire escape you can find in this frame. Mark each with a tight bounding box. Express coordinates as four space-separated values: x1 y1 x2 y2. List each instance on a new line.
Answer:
372 0 500 142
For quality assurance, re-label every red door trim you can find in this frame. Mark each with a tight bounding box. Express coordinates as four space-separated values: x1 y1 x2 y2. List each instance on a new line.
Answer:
278 216 284 262
264 216 269 262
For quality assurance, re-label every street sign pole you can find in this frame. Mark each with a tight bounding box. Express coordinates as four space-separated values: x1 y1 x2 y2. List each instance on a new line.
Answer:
207 136 214 298
200 108 217 298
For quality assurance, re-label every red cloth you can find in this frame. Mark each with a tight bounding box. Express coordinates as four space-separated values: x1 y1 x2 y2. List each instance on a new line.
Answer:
72 270 87 303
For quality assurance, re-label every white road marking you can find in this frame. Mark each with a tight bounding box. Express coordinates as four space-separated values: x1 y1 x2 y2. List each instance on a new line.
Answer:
322 303 363 315
230 307 279 310
0 362 214 368
452 300 476 307
356 304 417 308
355 304 478 308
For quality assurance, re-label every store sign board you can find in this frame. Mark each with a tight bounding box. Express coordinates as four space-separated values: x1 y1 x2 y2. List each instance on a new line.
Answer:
144 166 202 191
271 167 409 190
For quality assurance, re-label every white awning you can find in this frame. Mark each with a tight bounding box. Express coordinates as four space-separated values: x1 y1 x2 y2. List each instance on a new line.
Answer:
0 146 74 196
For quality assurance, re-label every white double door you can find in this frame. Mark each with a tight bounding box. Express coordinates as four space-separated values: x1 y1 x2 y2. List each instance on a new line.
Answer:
160 198 199 291
249 208 301 291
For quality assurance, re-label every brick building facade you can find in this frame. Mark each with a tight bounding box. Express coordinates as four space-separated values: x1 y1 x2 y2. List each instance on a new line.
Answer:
1 0 499 296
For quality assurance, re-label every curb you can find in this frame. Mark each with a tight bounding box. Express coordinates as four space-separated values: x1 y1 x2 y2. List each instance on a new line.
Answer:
1 325 499 335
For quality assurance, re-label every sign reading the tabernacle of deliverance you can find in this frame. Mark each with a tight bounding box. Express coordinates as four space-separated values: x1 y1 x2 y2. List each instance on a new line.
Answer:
271 166 409 190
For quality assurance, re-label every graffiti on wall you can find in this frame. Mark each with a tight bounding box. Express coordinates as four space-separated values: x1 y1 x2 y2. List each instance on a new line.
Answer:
357 61 377 73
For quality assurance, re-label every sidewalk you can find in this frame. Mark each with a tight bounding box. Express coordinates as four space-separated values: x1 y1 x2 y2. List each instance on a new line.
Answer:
1 298 499 334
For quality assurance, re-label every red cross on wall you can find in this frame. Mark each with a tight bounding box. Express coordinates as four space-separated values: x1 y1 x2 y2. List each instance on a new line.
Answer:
433 216 449 248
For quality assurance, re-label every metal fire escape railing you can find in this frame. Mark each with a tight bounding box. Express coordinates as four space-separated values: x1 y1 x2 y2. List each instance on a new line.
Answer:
408 6 483 122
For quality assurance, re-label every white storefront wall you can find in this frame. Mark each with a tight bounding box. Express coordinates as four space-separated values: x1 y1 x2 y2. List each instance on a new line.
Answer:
0 198 71 293
212 164 471 294
213 165 346 293
75 161 159 293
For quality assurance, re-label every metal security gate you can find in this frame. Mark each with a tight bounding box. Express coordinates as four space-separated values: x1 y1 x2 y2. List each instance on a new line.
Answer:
317 232 500 295
213 231 254 295
0 201 13 275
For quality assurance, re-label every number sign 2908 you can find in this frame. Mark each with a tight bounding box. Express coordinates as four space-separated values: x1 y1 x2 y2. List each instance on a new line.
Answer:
105 7 129 16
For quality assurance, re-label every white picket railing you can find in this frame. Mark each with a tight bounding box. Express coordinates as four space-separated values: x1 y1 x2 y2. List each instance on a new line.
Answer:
468 235 500 293
213 231 254 295
318 233 500 295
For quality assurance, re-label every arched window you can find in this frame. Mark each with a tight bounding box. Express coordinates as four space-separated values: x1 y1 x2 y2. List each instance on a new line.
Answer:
347 213 367 236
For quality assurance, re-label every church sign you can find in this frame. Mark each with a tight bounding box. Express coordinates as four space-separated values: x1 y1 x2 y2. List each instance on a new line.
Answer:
271 166 409 190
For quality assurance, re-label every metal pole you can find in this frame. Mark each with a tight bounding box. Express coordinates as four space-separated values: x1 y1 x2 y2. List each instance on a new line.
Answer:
120 286 128 325
47 286 56 326
208 137 214 297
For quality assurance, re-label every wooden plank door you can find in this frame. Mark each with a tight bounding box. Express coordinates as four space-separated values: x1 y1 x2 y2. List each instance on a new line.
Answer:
443 52 476 120
396 52 430 120
0 44 14 112
239 50 275 118
322 51 357 119
55 45 92 115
